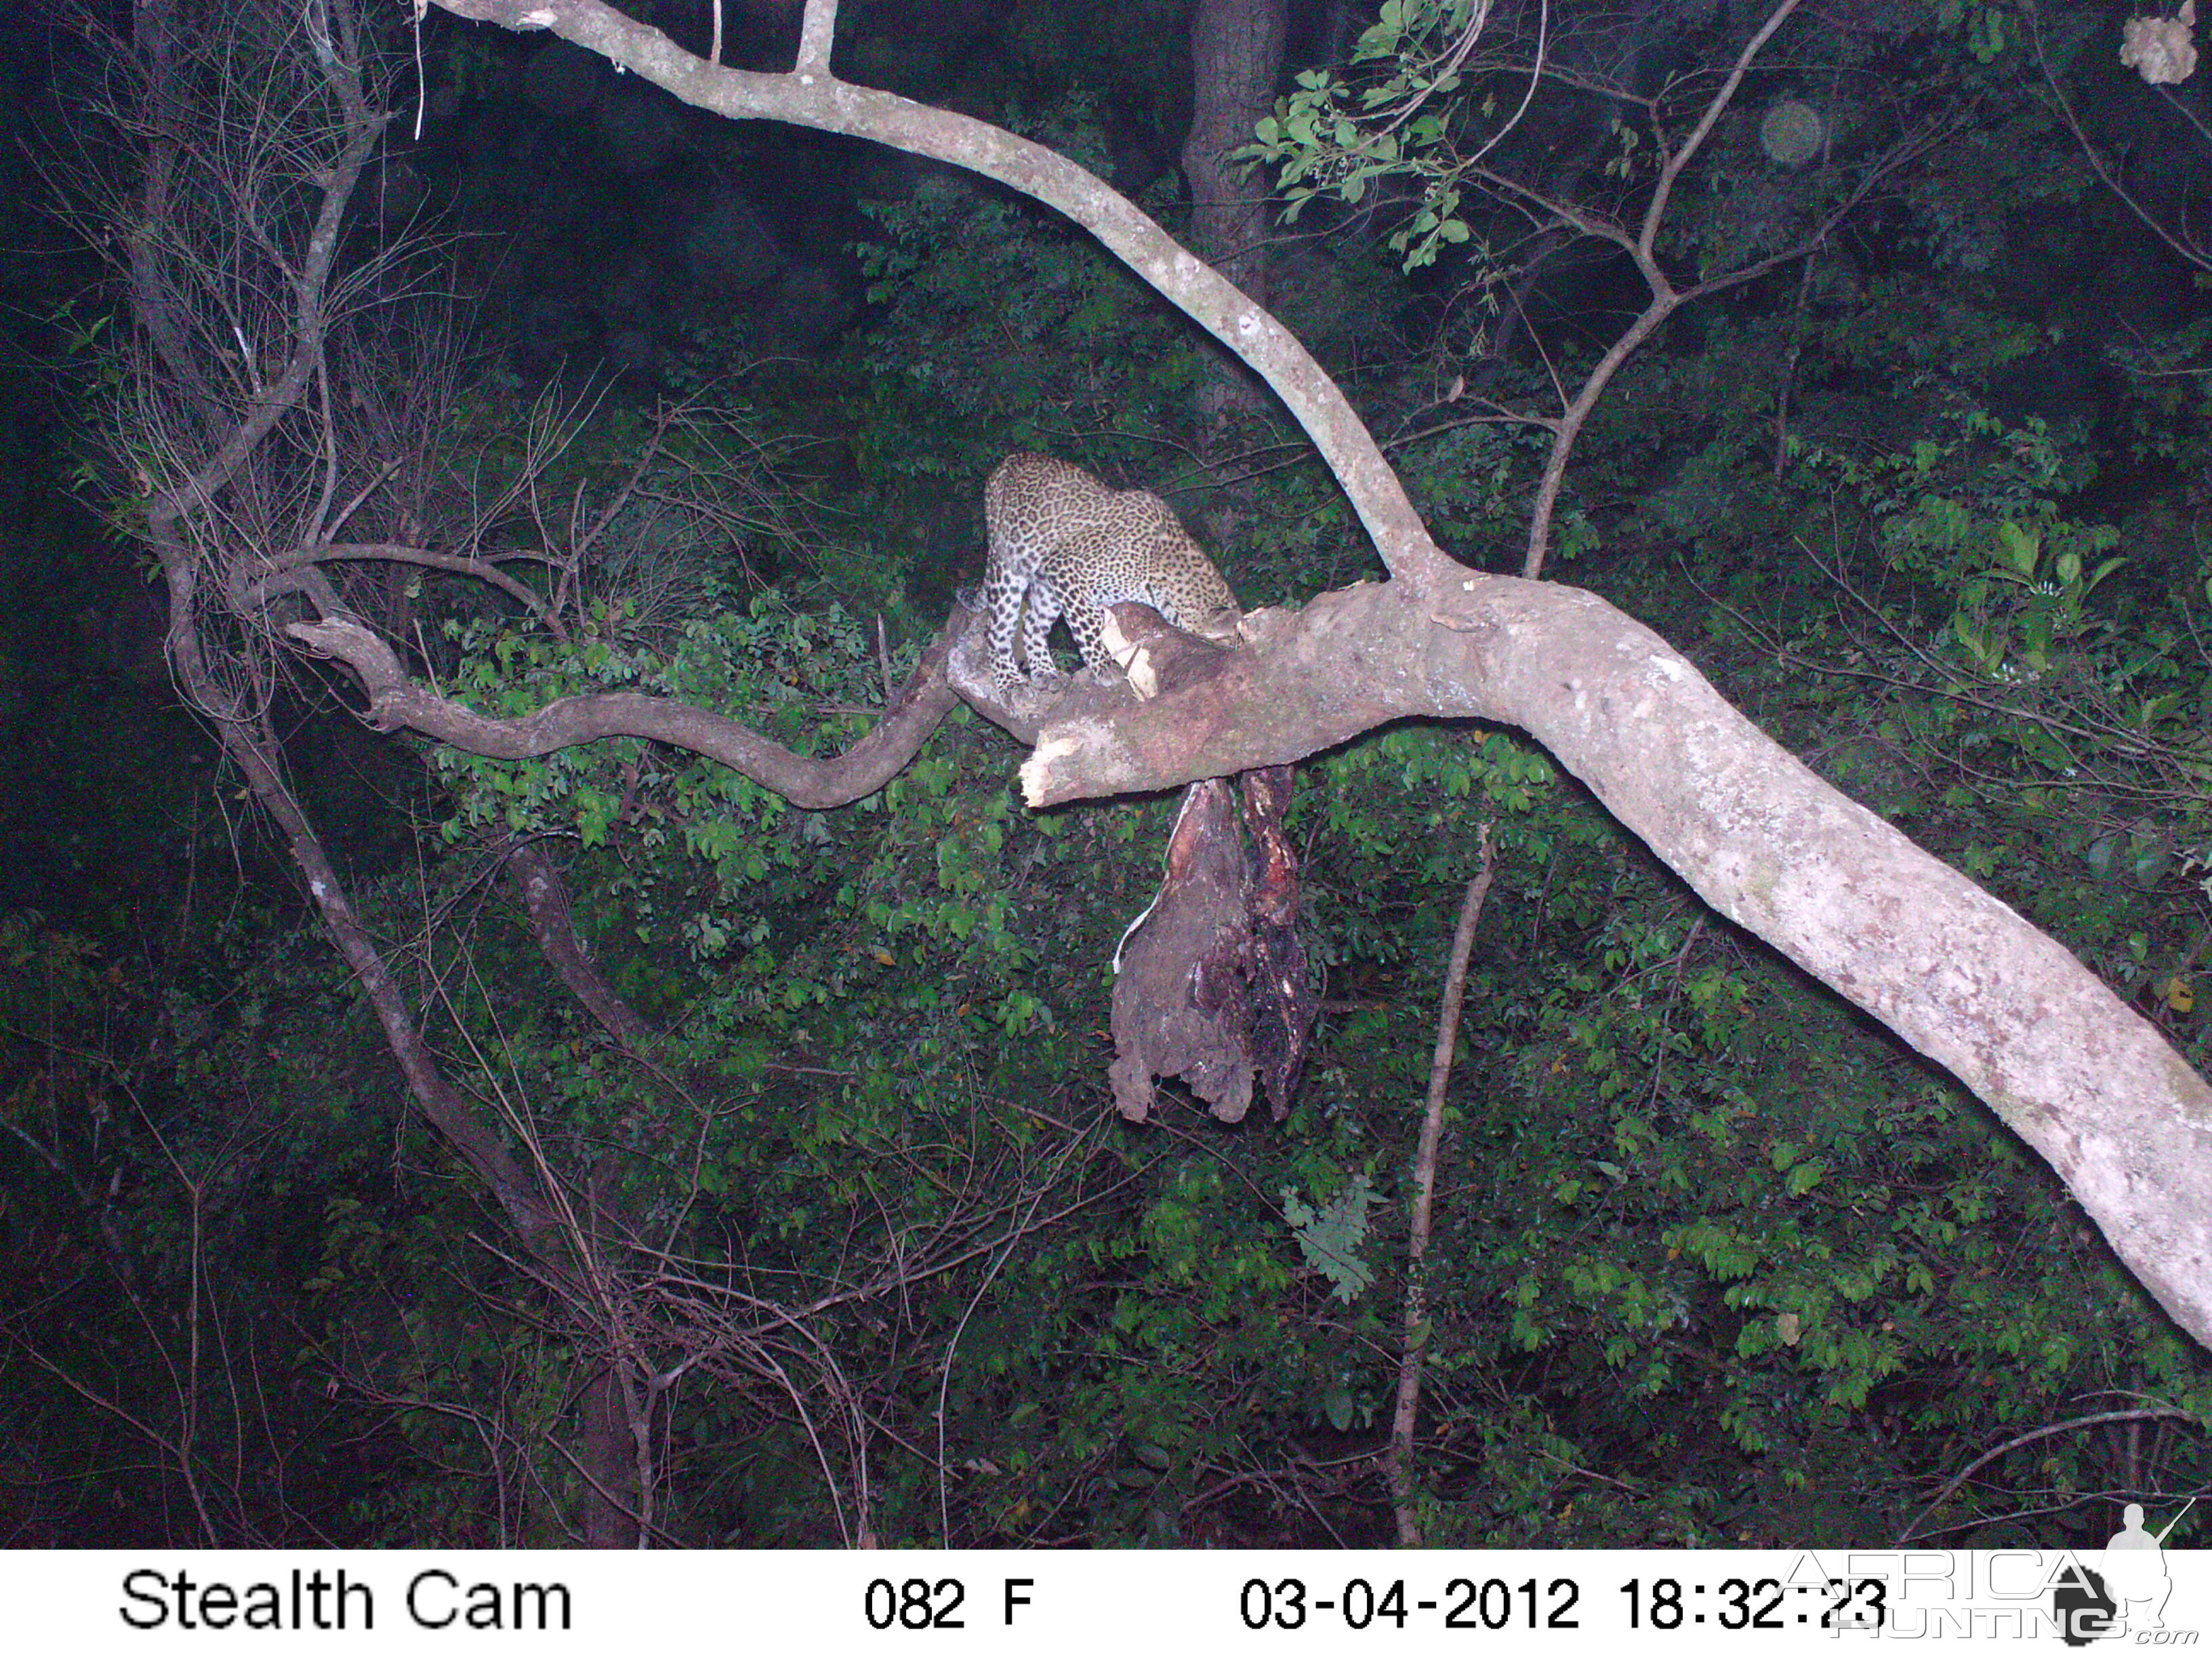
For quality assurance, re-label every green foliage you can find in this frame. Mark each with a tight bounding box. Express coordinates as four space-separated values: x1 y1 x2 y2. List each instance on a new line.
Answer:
853 160 1201 444
1282 1173 1376 1304
1763 412 2212 1019
1935 0 2026 65
1239 0 1510 269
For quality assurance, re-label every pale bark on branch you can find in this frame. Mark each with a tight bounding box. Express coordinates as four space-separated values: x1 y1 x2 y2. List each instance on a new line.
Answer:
289 613 961 811
1042 583 2212 1345
426 0 1452 596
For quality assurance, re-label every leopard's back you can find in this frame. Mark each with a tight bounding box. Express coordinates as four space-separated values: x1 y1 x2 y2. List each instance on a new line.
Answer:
983 453 1241 693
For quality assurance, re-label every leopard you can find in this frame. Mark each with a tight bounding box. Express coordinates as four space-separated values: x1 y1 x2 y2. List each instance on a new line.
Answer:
979 453 1243 696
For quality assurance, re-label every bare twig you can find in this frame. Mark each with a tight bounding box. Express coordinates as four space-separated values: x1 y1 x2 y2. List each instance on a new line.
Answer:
1385 824 1495 1547
1898 1406 2200 1544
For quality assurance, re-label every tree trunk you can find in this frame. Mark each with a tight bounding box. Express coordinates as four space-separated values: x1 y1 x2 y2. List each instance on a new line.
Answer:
1181 0 1286 428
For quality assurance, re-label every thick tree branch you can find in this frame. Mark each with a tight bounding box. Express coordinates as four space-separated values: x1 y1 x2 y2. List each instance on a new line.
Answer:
505 838 661 1055
1021 575 2212 1345
794 0 837 77
288 614 962 811
291 555 2212 1347
425 0 1453 594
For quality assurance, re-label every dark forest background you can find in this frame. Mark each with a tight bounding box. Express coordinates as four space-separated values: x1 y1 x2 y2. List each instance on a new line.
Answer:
0 0 2207 1547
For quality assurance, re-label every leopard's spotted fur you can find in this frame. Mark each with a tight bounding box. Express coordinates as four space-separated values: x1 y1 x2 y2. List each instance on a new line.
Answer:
981 453 1242 695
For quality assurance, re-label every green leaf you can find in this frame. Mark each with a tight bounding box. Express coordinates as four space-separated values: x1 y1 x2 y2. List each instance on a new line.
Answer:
1282 1176 1376 1303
